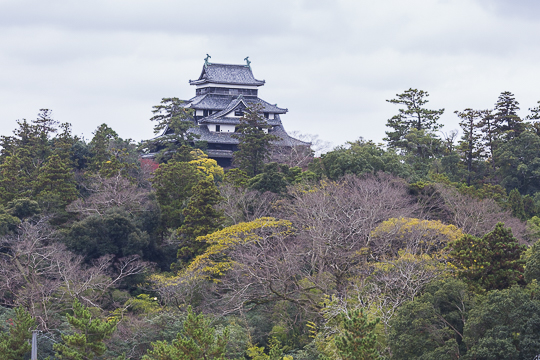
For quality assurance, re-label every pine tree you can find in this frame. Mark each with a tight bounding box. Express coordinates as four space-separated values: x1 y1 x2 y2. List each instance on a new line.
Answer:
33 153 78 210
140 97 199 163
456 108 484 186
0 307 35 360
53 299 118 360
493 91 523 139
177 177 224 264
384 88 445 156
232 104 278 177
143 306 229 360
334 309 381 360
448 223 526 291
88 123 118 172
508 189 525 220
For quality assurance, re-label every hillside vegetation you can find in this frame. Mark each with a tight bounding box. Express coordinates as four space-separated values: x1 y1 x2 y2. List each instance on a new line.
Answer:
2 90 540 359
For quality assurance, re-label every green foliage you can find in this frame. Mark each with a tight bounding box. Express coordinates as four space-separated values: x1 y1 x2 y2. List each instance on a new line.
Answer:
0 205 21 235
150 160 205 230
247 337 291 360
88 123 119 172
525 238 540 284
64 209 150 261
232 104 279 177
142 305 230 360
34 153 78 210
6 197 40 219
508 188 526 220
334 309 380 360
176 177 224 264
384 88 444 156
448 223 526 291
389 279 473 359
141 97 199 163
493 91 524 140
223 168 250 188
0 307 35 360
496 130 540 195
456 108 484 186
464 284 540 360
308 139 411 181
54 299 118 360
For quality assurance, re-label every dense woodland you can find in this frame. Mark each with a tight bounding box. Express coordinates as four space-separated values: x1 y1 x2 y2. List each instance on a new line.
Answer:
2 89 540 359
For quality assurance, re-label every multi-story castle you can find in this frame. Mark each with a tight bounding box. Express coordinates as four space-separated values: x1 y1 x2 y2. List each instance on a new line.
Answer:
152 56 308 167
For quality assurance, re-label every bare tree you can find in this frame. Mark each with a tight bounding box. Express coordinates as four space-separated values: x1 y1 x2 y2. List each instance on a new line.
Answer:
0 217 149 329
435 184 529 242
217 183 278 225
67 173 151 217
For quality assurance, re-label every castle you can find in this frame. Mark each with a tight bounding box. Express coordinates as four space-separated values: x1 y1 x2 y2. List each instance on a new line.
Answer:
152 56 308 166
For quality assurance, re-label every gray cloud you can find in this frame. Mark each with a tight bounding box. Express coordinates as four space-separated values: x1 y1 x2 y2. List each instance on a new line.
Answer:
1 0 539 148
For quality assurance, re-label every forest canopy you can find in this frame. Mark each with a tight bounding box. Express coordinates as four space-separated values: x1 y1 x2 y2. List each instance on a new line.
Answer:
2 89 540 359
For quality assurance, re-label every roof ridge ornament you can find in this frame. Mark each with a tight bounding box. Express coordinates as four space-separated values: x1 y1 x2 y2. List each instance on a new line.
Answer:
204 54 211 67
244 56 251 69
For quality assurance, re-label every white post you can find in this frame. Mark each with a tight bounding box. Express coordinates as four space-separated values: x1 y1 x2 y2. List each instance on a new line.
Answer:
31 330 38 360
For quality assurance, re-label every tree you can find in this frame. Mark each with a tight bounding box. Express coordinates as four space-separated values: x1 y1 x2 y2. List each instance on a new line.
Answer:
53 299 118 360
87 123 119 172
477 110 498 173
508 188 525 220
33 153 78 210
176 177 224 264
308 139 411 181
389 279 472 360
463 285 540 360
384 88 444 157
333 309 380 360
140 97 199 163
233 104 278 177
142 306 230 360
456 108 484 186
150 160 204 231
64 209 150 261
493 91 523 139
0 307 35 360
447 223 526 291
525 238 540 284
495 130 540 195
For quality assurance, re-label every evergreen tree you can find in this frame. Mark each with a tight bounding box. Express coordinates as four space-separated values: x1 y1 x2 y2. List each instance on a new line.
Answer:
384 88 444 156
0 149 34 204
53 299 118 360
232 104 278 177
88 123 119 172
150 160 204 231
448 223 526 291
525 238 540 284
176 177 224 264
477 110 498 173
493 91 523 139
0 307 35 360
143 306 230 360
140 97 199 163
508 189 525 220
334 309 380 360
456 108 483 186
33 153 78 210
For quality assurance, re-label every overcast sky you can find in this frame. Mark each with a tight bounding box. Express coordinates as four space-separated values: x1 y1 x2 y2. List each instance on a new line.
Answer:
1 0 539 150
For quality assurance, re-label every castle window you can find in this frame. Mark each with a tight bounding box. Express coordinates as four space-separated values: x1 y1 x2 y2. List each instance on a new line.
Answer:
216 125 221 132
264 112 269 119
235 110 244 117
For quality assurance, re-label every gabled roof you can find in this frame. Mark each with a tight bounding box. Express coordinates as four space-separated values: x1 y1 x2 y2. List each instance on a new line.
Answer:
183 94 287 114
189 63 265 86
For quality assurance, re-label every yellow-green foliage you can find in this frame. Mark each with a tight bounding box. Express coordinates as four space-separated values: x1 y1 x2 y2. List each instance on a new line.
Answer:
150 218 293 288
188 149 224 180
186 217 292 280
370 217 463 257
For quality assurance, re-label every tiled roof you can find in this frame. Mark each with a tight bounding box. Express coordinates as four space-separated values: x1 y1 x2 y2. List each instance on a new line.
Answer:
184 94 287 114
189 63 265 86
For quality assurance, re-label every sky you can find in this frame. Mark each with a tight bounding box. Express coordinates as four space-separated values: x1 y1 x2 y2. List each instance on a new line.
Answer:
1 0 539 150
